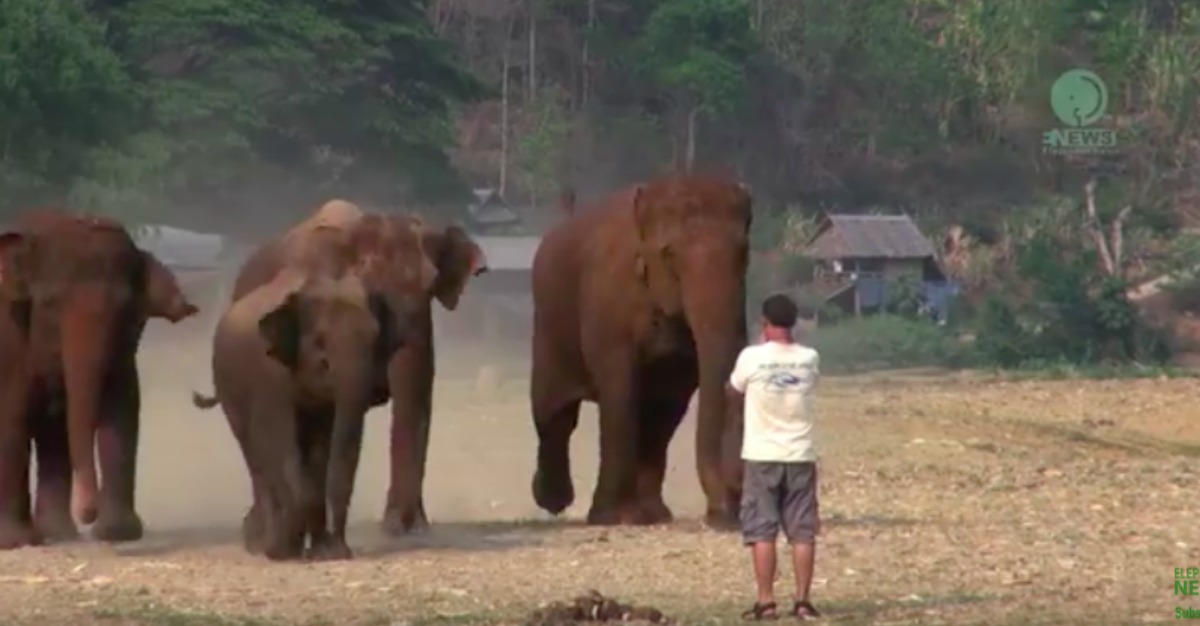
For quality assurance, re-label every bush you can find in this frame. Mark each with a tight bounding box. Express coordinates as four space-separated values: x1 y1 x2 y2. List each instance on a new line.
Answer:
807 315 971 373
972 297 1031 368
969 230 1168 368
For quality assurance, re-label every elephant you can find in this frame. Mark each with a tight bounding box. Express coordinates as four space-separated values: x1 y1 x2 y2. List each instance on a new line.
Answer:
191 270 406 560
529 174 752 528
0 210 199 549
228 200 488 536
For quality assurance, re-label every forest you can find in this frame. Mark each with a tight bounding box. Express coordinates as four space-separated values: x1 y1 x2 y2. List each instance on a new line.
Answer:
3 0 1200 371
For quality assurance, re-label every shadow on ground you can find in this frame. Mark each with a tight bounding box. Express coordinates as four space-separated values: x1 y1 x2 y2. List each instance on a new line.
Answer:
110 518 589 559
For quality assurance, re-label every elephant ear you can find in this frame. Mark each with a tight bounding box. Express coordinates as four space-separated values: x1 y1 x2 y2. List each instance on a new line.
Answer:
0 231 32 299
366 292 407 363
0 232 35 335
258 292 303 370
429 225 488 311
630 184 683 313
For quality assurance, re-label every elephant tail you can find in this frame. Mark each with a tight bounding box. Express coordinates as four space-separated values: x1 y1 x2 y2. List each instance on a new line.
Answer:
191 391 220 410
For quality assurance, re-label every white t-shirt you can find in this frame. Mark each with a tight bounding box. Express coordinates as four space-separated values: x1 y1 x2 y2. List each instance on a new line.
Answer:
728 341 820 463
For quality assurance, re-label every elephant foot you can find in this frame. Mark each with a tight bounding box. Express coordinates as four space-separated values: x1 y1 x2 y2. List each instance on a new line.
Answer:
242 509 266 556
264 534 305 562
532 470 574 516
703 508 739 532
92 508 144 543
381 503 429 537
0 519 42 550
306 538 353 561
586 501 642 526
636 498 674 526
34 511 80 544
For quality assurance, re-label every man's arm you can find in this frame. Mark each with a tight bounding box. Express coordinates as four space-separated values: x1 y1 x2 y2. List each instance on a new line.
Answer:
727 350 752 399
725 381 744 402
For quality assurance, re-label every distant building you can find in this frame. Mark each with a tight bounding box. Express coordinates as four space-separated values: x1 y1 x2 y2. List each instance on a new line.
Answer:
435 232 542 369
802 213 956 319
465 188 524 234
131 224 225 271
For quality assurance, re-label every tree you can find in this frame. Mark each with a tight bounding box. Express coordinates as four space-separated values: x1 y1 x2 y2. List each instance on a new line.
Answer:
638 0 754 171
0 0 136 214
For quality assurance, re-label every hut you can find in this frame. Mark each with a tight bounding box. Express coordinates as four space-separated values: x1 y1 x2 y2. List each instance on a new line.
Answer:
802 213 955 319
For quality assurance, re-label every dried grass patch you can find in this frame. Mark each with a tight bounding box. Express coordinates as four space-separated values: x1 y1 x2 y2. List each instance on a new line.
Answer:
0 376 1195 626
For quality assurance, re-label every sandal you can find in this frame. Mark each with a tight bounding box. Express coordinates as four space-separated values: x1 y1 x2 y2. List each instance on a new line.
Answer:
741 601 779 621
791 600 821 620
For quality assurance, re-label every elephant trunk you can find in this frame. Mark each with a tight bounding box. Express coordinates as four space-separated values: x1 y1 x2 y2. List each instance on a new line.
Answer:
684 274 747 521
60 286 120 525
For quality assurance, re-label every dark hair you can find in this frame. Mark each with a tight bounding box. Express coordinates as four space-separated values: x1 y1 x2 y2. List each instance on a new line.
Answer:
761 293 799 328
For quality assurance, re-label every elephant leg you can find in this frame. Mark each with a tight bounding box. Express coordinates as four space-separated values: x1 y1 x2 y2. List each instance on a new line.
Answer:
382 348 433 536
243 478 268 556
320 402 369 562
0 382 39 550
298 408 333 559
31 413 79 543
250 399 305 561
92 365 143 543
631 392 690 525
17 457 31 526
631 360 697 525
531 399 581 516
587 354 641 526
227 408 266 555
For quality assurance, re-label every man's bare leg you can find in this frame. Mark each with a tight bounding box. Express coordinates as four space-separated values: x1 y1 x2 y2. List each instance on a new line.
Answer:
791 541 815 602
751 541 777 603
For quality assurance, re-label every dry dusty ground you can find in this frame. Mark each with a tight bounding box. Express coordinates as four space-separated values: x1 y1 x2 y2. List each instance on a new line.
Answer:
0 310 1197 626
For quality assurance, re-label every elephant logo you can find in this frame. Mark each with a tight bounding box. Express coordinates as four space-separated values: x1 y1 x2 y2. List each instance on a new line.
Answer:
765 371 802 391
1050 69 1108 128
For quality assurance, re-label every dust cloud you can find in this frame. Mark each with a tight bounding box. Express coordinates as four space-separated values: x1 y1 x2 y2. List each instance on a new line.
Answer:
125 272 709 540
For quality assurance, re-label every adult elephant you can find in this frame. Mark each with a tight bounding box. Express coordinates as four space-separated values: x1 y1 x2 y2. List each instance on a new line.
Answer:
230 200 487 535
530 174 751 528
192 270 406 560
0 211 199 548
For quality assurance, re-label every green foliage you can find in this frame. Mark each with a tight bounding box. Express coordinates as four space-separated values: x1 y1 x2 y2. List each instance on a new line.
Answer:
807 315 972 374
0 0 136 209
638 0 755 115
970 229 1161 368
882 275 924 319
516 87 571 204
972 297 1030 368
0 0 485 223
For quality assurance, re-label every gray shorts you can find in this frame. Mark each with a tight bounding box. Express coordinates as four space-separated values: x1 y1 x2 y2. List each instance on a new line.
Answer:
740 461 819 545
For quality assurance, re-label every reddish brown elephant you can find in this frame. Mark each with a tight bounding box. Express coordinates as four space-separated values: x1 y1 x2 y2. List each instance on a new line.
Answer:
530 174 751 528
192 271 406 561
0 210 199 549
229 200 487 536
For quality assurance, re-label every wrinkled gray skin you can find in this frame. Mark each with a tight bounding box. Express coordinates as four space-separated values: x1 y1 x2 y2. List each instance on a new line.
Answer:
192 272 405 561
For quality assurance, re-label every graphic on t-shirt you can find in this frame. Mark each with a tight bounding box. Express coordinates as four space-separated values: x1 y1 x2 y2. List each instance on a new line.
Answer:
765 371 802 390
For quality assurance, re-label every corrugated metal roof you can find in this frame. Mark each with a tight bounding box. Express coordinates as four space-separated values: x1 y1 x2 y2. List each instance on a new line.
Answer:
805 214 935 260
474 235 541 271
468 188 520 225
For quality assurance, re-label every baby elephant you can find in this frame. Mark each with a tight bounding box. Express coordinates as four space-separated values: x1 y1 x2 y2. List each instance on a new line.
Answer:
192 271 405 561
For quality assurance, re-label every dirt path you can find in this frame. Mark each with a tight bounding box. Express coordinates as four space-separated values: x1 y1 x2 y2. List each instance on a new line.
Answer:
0 320 1197 626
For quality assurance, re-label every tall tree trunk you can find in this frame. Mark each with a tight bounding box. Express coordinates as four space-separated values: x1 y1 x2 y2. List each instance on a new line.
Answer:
581 0 595 106
685 106 698 173
500 11 516 195
527 0 537 102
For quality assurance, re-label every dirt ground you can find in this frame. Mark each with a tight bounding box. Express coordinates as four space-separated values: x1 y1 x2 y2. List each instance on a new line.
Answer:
0 307 1197 626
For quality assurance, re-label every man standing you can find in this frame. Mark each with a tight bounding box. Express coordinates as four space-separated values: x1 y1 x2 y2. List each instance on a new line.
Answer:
727 294 822 620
